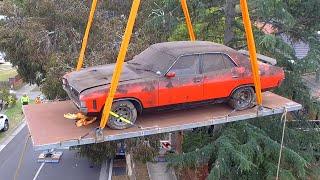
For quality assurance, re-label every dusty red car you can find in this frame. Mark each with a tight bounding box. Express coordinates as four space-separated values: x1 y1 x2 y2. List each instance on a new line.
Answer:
63 41 284 129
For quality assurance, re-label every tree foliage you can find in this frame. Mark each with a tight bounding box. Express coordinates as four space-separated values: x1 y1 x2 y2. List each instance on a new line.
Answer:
0 0 320 178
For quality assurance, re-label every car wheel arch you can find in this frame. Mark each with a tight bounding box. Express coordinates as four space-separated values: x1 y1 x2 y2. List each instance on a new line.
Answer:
229 84 255 98
114 98 143 114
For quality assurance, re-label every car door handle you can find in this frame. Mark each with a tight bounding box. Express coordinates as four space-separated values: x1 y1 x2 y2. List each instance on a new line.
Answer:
193 78 202 83
232 75 239 79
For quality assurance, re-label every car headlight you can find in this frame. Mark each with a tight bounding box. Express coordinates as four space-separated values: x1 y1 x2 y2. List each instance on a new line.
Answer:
80 101 86 107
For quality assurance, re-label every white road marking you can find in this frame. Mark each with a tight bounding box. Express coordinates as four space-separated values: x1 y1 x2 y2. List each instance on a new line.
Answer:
0 122 26 153
108 158 113 180
33 162 45 180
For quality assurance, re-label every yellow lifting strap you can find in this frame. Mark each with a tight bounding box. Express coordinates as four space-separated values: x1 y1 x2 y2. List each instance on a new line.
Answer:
76 0 98 71
240 0 263 105
99 0 141 129
181 0 196 41
109 111 133 125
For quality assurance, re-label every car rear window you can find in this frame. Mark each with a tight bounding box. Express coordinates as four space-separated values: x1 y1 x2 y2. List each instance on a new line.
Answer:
202 53 235 73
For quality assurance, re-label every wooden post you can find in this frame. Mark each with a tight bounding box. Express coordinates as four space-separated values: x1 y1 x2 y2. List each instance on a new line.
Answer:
172 131 184 154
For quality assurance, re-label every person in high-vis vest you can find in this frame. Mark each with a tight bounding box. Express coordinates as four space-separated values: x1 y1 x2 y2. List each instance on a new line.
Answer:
20 94 30 105
35 96 41 104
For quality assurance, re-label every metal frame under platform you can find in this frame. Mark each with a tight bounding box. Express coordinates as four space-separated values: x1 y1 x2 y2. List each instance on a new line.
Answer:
23 92 302 151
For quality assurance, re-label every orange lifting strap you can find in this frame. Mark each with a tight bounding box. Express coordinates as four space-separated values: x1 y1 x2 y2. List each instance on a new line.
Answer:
76 0 263 129
181 0 196 41
76 0 98 71
240 0 262 105
99 0 141 128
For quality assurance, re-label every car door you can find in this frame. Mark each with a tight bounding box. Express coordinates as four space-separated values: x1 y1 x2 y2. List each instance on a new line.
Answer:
158 54 203 106
202 53 240 100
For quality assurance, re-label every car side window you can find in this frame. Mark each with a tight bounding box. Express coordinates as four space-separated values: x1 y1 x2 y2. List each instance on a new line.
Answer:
222 54 236 69
202 53 235 73
169 55 199 76
202 54 225 73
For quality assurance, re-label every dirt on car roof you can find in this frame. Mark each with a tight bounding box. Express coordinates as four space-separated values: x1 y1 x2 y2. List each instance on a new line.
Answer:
150 41 237 57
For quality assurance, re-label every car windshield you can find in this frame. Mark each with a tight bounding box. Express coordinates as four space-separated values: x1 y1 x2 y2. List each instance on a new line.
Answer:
128 46 176 75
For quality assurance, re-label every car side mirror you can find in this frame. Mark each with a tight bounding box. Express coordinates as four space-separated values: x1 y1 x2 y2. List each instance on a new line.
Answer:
166 72 176 78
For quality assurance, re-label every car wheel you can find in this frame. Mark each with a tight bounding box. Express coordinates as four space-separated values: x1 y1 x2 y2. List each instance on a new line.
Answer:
228 87 255 110
107 101 137 130
2 120 9 132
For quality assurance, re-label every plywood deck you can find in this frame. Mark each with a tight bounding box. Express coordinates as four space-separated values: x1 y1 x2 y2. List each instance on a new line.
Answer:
23 92 302 150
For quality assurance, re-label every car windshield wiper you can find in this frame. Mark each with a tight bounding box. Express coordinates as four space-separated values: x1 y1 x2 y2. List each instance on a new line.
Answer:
135 68 160 75
127 62 142 66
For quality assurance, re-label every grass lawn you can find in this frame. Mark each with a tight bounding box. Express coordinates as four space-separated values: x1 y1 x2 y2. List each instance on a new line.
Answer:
0 101 33 141
0 63 18 81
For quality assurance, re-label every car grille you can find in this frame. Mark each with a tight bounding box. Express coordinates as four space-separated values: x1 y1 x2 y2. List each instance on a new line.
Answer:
63 79 81 108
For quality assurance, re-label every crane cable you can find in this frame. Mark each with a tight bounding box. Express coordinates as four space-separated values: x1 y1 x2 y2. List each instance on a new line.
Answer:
14 134 30 180
276 107 288 180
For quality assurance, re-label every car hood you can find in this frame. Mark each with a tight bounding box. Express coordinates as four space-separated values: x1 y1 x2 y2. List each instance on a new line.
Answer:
65 63 144 93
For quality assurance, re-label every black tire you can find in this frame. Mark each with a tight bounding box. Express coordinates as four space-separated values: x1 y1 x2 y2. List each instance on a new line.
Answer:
107 101 137 130
2 120 9 132
228 87 255 110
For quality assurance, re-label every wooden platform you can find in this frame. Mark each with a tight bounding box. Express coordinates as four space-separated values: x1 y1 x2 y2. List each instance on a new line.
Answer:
23 92 302 151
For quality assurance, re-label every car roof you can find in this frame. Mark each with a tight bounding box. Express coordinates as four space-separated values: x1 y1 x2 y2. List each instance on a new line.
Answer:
150 41 237 58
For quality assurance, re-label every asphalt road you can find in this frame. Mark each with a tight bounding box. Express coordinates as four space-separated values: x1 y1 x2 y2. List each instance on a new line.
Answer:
0 126 101 180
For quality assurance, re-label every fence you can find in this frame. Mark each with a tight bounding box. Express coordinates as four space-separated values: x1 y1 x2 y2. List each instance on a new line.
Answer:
0 75 23 90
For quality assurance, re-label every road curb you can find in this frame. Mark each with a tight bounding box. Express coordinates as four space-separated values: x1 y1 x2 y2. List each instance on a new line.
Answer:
0 121 26 152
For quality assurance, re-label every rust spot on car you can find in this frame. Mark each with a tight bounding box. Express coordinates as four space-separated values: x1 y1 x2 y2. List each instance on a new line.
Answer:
166 81 174 88
142 83 156 92
117 87 128 94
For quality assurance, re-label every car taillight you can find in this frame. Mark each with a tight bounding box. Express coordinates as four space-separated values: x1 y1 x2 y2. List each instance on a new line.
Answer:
278 79 284 87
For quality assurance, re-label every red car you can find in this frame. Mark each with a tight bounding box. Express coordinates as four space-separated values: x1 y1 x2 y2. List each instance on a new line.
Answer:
63 41 284 129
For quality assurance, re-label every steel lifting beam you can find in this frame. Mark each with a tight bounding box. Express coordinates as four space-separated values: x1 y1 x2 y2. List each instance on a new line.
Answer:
99 0 141 129
181 0 196 41
240 0 262 105
76 0 98 71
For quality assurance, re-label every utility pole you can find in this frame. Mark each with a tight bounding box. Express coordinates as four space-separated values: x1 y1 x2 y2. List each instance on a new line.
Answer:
172 131 183 154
